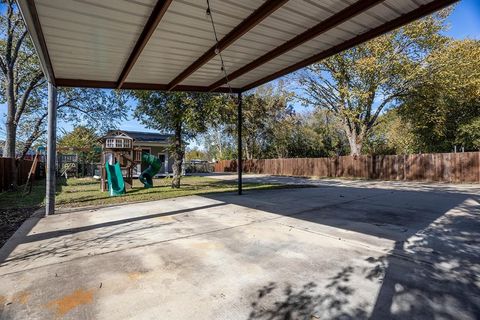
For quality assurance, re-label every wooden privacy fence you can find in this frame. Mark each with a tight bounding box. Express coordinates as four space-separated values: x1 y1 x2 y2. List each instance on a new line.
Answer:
214 152 480 183
0 158 41 192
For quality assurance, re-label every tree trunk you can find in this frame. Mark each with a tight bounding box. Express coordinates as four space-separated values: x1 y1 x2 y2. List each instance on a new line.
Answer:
4 77 18 189
4 75 17 158
19 114 47 160
171 125 184 188
346 130 363 156
4 120 16 158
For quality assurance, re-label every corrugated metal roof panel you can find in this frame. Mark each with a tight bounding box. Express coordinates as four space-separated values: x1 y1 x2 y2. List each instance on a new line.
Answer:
36 0 155 81
216 0 439 88
19 0 455 91
125 0 265 84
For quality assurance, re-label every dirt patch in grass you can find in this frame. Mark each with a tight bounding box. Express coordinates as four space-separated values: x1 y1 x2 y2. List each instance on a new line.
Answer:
0 207 38 248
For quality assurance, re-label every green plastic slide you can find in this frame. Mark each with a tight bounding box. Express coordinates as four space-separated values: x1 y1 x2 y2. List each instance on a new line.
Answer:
139 153 163 188
105 161 126 196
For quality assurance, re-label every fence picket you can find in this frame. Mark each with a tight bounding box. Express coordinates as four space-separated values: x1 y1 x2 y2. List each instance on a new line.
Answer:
214 152 480 183
0 158 45 192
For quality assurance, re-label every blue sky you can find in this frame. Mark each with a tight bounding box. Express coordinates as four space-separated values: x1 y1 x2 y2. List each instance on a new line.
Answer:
1 0 480 140
443 0 480 39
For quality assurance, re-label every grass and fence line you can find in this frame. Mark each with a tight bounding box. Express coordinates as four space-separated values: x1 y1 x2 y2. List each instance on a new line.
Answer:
214 152 480 183
0 158 44 192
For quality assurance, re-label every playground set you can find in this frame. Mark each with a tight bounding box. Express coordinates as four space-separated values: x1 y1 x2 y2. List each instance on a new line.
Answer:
20 131 168 197
100 131 163 196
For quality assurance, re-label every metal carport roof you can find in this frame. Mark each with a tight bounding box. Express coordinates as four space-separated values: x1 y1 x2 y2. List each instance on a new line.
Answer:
18 0 457 93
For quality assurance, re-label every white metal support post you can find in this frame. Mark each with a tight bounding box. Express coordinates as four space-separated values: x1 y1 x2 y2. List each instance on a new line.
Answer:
45 82 57 216
237 92 243 195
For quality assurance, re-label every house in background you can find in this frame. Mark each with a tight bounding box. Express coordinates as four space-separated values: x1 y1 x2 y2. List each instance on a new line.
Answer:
100 130 174 177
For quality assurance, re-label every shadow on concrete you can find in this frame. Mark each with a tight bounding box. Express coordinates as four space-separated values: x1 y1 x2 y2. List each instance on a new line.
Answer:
203 185 480 319
248 267 368 320
0 202 226 267
26 203 225 244
1 181 479 319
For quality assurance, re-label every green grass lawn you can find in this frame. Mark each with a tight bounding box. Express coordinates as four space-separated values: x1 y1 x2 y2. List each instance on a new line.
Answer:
0 176 293 210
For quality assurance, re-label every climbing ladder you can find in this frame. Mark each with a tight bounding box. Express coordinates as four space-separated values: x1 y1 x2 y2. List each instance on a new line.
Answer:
23 151 40 194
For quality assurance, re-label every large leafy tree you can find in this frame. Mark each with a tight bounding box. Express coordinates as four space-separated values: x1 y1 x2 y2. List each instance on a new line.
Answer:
240 85 294 159
297 10 450 155
201 127 237 161
363 109 419 155
14 87 128 159
201 85 344 160
0 1 128 187
58 126 101 163
399 39 480 152
457 119 480 151
0 0 43 158
261 109 348 158
212 84 295 160
132 91 221 188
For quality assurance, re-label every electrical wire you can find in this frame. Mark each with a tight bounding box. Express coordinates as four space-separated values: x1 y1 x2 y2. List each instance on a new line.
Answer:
205 0 235 98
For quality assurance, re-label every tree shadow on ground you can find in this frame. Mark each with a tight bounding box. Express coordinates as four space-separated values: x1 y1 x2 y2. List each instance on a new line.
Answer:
203 185 480 319
248 267 368 320
2 181 479 319
367 200 480 319
0 202 225 267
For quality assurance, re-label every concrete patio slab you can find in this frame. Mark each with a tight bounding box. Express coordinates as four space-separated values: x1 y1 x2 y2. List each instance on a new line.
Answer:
0 179 479 319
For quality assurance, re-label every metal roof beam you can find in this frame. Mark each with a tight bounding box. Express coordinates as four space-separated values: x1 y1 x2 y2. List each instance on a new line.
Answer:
166 0 289 91
208 0 385 91
56 78 242 93
20 0 56 85
116 0 173 89
241 0 459 92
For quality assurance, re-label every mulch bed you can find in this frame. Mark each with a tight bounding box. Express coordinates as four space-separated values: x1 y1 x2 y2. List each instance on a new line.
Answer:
0 207 38 248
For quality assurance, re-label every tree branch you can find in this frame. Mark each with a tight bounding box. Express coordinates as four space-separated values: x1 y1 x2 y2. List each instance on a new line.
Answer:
57 103 100 123
11 30 28 65
367 92 405 129
0 58 7 75
19 112 48 160
14 72 44 123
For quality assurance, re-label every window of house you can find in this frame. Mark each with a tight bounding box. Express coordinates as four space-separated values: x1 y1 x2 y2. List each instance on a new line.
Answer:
106 138 132 148
106 139 115 148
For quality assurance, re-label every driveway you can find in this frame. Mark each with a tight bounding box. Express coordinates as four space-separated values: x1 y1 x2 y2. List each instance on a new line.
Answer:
0 177 479 319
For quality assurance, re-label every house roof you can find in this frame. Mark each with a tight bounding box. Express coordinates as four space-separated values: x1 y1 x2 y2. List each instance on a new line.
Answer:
17 0 457 93
122 130 172 143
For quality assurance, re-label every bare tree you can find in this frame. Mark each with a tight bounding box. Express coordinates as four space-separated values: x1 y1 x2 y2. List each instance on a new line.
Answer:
0 1 128 189
0 0 45 158
297 11 450 155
